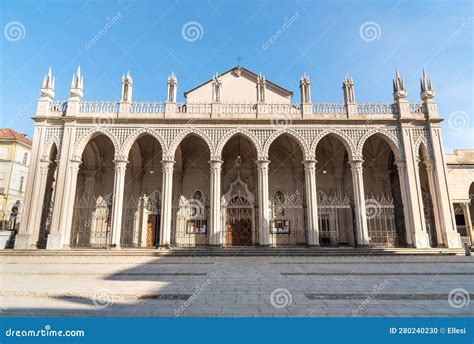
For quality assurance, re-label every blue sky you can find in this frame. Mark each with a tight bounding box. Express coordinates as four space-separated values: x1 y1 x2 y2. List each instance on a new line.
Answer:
1 0 472 152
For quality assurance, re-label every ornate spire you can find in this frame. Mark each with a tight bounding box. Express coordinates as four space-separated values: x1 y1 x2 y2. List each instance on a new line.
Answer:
420 69 435 99
256 73 266 103
69 65 84 100
166 72 178 102
40 66 55 99
121 71 133 103
212 72 222 103
342 74 355 104
300 73 311 104
392 69 407 101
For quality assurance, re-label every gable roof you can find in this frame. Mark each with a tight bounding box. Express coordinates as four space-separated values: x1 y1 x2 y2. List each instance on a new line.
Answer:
0 128 32 146
184 66 293 98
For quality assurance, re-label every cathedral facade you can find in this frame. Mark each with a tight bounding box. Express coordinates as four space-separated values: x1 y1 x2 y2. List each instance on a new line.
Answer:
15 65 467 250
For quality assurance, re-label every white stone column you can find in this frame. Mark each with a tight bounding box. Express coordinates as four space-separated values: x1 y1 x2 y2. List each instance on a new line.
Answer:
427 125 462 248
256 159 270 246
461 202 473 245
423 159 445 246
209 159 223 246
159 159 175 247
349 159 370 246
59 159 81 248
303 160 319 246
394 160 413 246
15 159 50 249
110 157 128 248
398 125 431 248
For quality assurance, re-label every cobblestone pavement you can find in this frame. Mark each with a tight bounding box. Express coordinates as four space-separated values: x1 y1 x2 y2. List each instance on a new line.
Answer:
1 254 473 317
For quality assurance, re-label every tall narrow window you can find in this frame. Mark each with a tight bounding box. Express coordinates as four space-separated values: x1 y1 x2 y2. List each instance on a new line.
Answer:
23 153 28 164
19 176 24 191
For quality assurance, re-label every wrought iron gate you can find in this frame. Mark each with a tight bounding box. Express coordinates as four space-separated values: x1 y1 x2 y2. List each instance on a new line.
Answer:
317 193 353 246
70 194 112 248
270 190 305 246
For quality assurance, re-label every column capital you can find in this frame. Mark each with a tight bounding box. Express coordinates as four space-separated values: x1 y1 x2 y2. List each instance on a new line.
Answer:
349 159 364 171
209 159 223 165
255 159 270 165
303 159 317 164
394 158 407 167
161 159 175 175
113 155 129 164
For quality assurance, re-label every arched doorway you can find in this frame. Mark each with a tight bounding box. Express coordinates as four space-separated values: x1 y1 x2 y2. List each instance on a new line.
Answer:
315 135 355 247
172 135 210 247
268 134 305 246
362 135 406 247
70 134 115 248
36 144 58 249
221 135 258 246
121 134 163 248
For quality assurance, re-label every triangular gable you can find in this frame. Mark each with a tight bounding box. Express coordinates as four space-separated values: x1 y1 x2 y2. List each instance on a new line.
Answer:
184 66 293 103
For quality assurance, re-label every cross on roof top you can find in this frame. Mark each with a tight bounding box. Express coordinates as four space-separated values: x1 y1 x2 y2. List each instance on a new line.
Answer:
235 56 243 66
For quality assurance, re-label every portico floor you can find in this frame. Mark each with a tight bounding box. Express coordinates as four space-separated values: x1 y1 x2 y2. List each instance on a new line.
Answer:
1 253 473 317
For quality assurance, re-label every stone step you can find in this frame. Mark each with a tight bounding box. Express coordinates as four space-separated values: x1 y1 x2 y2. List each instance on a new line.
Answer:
1 247 466 257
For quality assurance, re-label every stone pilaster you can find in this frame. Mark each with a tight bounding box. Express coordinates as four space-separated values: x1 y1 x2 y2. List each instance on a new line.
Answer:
303 160 319 246
461 202 473 245
426 125 462 248
159 160 175 247
58 158 81 248
110 157 128 248
256 159 270 246
423 159 445 246
15 159 50 249
349 159 369 246
47 125 76 249
15 126 46 249
209 159 223 246
398 125 430 248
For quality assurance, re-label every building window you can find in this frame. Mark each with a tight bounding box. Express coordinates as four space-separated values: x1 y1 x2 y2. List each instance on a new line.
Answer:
23 153 28 164
19 176 24 191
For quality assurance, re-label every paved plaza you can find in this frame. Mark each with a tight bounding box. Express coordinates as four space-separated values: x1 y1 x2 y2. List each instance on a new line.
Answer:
1 254 473 317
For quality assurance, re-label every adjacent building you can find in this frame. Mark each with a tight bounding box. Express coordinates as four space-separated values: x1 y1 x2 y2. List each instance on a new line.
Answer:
0 128 32 231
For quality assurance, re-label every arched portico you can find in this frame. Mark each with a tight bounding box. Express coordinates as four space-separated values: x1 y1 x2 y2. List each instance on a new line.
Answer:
362 134 407 247
268 134 306 246
70 134 115 248
315 134 358 246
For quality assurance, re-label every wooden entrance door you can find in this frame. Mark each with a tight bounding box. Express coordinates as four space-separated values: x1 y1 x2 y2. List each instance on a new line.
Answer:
146 215 160 247
226 217 252 246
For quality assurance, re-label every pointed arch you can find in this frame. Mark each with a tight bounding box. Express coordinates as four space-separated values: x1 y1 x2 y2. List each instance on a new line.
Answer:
42 136 61 160
73 127 119 158
311 130 355 160
415 135 432 159
216 129 262 159
120 128 166 158
168 128 214 158
263 129 311 160
357 129 402 160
